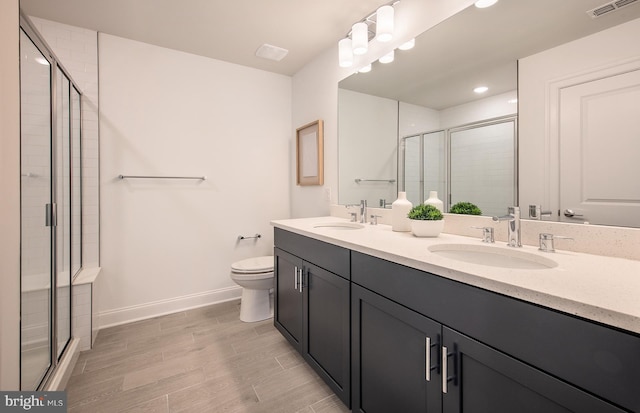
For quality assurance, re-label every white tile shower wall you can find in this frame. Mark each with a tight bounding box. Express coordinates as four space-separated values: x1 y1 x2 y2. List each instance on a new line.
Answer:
450 121 515 217
71 284 91 350
20 37 51 280
21 289 49 349
30 17 100 268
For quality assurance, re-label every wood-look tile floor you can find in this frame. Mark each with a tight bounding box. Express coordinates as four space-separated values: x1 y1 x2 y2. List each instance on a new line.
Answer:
66 300 350 413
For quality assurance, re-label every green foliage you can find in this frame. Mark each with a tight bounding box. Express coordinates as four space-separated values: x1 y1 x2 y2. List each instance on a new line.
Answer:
449 202 482 215
407 204 443 221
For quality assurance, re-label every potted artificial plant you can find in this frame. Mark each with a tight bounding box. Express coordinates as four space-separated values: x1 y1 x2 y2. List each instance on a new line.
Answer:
407 204 444 237
449 201 482 215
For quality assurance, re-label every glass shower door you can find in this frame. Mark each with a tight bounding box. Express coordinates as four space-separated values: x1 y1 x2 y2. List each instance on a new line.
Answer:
449 119 516 217
56 68 72 358
20 28 53 391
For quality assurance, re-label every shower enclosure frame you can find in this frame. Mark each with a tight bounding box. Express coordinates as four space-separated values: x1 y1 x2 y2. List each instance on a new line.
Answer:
19 12 83 390
399 115 518 215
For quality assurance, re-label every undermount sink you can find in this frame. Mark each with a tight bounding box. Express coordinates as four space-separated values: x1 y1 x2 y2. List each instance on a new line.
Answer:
428 244 558 270
313 222 364 230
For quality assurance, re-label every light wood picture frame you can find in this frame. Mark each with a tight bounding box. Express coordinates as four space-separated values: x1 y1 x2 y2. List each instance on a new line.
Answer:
296 120 324 186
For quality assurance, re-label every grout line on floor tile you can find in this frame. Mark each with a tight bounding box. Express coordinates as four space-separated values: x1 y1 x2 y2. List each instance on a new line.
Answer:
251 384 261 402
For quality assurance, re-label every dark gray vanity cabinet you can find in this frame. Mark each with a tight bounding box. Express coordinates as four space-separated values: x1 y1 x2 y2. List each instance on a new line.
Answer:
351 251 636 413
442 327 625 413
274 249 303 350
274 228 351 406
352 284 443 413
352 284 623 413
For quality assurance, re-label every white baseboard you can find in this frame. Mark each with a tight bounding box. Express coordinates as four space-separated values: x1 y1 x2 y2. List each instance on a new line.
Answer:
97 286 242 329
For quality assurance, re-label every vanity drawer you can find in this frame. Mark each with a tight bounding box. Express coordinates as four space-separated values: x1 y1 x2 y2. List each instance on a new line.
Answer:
274 228 350 279
352 251 640 412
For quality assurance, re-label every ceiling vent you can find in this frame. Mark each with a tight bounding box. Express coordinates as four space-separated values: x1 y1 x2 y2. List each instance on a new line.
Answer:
587 0 638 18
255 44 288 62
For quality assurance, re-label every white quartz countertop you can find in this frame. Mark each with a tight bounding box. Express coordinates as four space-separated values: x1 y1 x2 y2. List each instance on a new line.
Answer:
272 216 640 335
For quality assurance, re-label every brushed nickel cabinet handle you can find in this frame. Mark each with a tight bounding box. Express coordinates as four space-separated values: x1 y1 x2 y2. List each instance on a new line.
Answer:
425 337 431 381
298 268 303 293
442 345 448 393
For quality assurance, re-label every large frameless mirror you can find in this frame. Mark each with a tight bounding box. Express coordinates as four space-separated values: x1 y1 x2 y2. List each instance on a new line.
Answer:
338 0 640 227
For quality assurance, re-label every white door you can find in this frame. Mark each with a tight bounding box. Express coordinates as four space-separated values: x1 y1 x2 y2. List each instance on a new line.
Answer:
559 69 640 227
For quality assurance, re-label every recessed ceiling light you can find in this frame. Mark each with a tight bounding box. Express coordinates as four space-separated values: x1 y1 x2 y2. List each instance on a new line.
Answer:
255 44 288 62
474 86 489 94
475 0 498 8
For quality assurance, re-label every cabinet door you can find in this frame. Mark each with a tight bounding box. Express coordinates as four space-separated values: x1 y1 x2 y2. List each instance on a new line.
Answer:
352 285 442 413
442 327 625 413
303 262 350 406
274 248 303 351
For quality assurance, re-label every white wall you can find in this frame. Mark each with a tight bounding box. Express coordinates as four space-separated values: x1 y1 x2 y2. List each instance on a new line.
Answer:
519 18 640 213
290 0 476 217
338 89 398 206
398 101 440 137
98 34 291 326
440 90 517 129
0 0 21 390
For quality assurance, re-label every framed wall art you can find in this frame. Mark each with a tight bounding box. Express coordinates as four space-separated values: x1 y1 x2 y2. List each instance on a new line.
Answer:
296 119 324 186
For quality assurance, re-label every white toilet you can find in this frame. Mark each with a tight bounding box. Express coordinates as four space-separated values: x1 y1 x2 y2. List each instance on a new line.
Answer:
230 256 274 322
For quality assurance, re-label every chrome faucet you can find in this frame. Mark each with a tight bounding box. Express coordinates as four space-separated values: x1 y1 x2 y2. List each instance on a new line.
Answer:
359 199 367 224
493 206 522 247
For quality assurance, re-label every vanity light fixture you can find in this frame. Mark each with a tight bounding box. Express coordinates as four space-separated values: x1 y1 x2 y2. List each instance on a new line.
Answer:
376 5 395 42
358 64 372 73
338 38 354 67
398 38 415 51
379 50 395 64
474 86 489 94
352 22 369 55
475 0 498 8
337 1 400 67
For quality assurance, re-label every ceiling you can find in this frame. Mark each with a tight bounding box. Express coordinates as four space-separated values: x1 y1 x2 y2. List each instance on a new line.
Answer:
19 0 393 76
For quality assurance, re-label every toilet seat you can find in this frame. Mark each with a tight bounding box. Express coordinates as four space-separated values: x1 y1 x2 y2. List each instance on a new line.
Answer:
231 256 274 274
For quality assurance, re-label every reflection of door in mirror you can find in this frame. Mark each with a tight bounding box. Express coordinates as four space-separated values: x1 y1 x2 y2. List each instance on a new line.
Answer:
559 69 640 227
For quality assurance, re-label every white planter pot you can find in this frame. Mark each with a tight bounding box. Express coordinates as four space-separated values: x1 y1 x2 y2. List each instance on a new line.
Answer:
410 219 444 237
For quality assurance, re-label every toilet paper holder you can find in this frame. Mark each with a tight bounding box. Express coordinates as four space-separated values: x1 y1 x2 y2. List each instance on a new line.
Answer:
237 233 262 241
